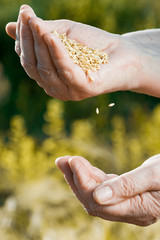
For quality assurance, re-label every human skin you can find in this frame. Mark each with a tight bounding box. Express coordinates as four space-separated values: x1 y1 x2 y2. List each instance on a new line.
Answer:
55 154 160 226
6 5 160 226
6 5 160 100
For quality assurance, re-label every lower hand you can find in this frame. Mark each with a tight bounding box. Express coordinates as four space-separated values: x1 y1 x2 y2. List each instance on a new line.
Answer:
56 154 160 226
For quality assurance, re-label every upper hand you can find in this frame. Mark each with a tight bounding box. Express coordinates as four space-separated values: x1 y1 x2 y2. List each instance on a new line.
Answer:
5 5 143 101
56 154 160 226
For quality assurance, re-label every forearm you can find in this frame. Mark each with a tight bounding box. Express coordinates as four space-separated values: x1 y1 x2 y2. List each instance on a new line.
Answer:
135 56 160 98
123 29 160 98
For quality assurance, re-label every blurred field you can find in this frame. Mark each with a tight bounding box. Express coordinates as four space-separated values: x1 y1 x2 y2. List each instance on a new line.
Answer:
1 0 160 239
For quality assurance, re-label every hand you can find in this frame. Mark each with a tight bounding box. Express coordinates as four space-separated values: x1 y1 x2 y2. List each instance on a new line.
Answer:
5 5 142 101
56 154 160 226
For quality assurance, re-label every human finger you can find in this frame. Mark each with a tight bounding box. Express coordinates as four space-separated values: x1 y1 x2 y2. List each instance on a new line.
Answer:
93 162 159 206
5 18 74 41
29 17 69 100
5 22 17 40
56 155 118 215
15 5 32 55
44 33 87 89
15 6 22 56
20 8 42 82
55 156 90 210
68 156 117 201
97 191 159 226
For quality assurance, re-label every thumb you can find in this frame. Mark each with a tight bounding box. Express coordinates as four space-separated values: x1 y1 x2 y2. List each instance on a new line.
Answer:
93 164 155 205
5 22 17 40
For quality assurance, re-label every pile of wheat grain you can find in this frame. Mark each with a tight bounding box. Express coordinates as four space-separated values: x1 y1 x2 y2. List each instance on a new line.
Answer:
52 30 108 81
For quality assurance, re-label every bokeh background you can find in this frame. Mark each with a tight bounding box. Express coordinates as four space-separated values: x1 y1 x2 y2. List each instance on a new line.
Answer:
0 0 160 239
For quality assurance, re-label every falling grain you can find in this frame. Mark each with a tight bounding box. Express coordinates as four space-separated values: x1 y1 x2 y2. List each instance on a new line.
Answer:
108 103 115 107
96 108 100 114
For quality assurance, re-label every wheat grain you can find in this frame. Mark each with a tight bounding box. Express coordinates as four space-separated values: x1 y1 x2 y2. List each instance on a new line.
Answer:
96 107 100 114
52 31 108 81
108 103 115 107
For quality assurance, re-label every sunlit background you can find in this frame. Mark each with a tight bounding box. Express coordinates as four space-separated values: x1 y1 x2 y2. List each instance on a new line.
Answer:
0 0 160 239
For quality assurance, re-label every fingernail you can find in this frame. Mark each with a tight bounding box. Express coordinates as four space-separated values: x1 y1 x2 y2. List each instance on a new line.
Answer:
20 4 30 11
55 157 63 166
94 186 113 203
68 157 74 170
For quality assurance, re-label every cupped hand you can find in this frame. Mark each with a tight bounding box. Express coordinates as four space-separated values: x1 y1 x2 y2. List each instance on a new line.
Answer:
5 5 143 101
56 154 160 226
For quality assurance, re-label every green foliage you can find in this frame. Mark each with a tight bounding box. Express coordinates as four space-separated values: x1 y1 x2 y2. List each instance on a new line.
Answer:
111 105 160 173
0 99 160 239
0 99 115 182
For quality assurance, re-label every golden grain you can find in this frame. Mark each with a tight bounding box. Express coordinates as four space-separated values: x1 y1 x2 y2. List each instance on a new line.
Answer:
108 103 115 107
96 107 100 114
52 31 108 81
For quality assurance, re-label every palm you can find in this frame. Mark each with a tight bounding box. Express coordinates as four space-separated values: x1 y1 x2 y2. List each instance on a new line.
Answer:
45 21 139 97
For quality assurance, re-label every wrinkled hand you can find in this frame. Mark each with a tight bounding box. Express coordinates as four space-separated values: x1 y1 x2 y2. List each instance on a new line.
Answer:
56 154 160 226
5 5 143 101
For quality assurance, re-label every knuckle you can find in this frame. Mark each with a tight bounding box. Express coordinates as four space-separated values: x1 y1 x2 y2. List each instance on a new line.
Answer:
84 208 96 217
129 194 160 226
53 53 64 62
86 204 104 218
119 175 136 197
44 88 50 95
20 55 39 80
37 64 52 81
43 78 70 101
20 54 33 71
44 87 55 97
37 80 45 88
58 68 73 82
89 203 99 211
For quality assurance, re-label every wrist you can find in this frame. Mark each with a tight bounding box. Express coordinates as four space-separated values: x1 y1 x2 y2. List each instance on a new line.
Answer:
131 54 160 97
123 30 160 98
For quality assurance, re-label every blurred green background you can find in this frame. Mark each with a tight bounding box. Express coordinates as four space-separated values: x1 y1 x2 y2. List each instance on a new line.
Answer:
0 0 160 239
